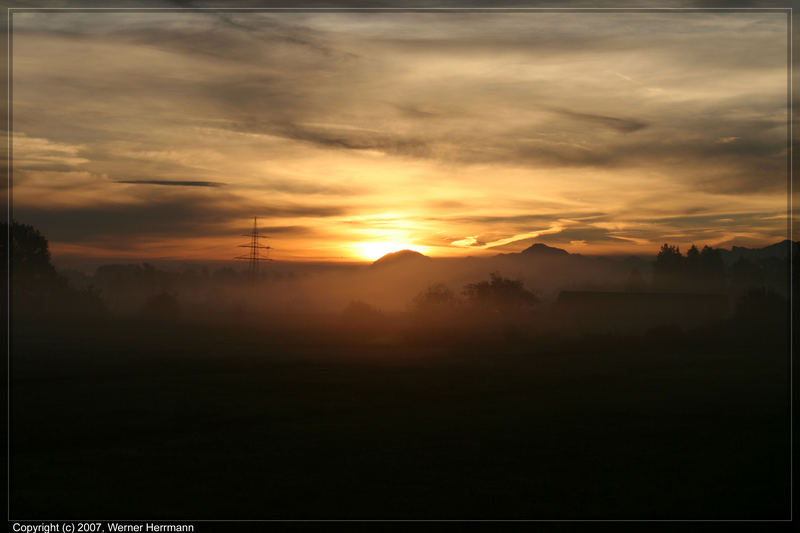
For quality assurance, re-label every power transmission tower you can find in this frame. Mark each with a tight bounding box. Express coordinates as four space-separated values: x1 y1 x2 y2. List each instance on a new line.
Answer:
235 217 273 282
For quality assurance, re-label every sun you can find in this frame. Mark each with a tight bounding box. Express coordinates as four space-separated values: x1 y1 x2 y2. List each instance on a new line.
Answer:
356 242 426 262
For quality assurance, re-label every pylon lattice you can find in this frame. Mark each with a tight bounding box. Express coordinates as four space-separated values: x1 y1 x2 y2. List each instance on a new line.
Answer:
235 217 273 281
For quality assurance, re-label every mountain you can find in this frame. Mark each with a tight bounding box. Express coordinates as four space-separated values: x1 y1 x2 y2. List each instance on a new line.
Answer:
371 249 431 268
519 243 570 257
720 239 795 265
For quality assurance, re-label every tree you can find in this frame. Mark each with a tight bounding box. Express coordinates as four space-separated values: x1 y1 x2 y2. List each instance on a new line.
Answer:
685 244 701 288
4 221 104 317
652 243 726 293
7 220 64 315
7 220 57 280
652 243 684 290
412 283 460 313
462 272 538 313
699 245 725 292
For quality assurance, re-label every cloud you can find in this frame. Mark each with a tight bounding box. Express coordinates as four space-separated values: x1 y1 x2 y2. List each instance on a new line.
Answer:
450 235 482 247
14 197 348 243
481 224 566 249
254 225 316 236
254 178 366 196
548 108 648 133
9 9 788 260
117 180 224 187
435 212 607 226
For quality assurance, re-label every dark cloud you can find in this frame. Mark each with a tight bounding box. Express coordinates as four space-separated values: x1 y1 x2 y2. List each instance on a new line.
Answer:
16 200 234 242
531 226 656 247
394 105 439 119
549 108 648 133
275 123 430 155
15 11 343 64
15 197 347 243
633 212 776 228
255 179 366 196
117 179 224 187
14 163 77 173
434 212 606 225
243 225 315 236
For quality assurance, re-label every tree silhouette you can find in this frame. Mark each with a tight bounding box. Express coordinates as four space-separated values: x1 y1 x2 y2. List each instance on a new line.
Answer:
8 220 57 280
5 220 104 317
412 283 460 313
699 245 725 292
653 243 684 290
685 244 701 289
652 243 726 293
462 272 538 313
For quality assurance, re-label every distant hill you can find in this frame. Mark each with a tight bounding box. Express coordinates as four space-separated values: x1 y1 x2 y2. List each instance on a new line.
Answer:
520 243 570 257
501 240 795 265
371 249 431 268
720 240 795 265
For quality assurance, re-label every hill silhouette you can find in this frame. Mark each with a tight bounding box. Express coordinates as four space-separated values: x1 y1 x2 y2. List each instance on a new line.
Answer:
519 242 570 257
721 239 794 264
371 249 431 268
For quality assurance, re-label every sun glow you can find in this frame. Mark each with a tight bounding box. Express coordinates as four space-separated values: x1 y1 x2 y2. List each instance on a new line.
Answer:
356 241 427 262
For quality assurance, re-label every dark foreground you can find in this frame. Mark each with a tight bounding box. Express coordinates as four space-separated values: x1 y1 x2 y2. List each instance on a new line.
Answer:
10 318 790 520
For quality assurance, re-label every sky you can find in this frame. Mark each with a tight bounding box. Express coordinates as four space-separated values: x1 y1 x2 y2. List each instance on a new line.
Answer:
10 9 790 263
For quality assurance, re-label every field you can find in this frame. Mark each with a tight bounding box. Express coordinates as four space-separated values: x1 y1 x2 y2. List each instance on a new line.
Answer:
10 318 790 520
